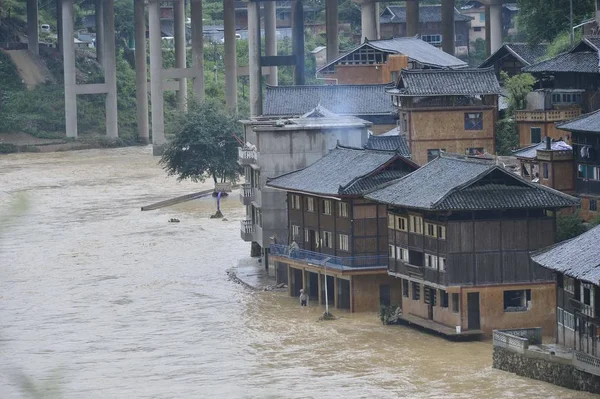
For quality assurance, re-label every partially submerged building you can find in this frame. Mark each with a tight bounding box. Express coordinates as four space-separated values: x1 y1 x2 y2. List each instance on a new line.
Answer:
315 37 467 85
387 67 501 165
262 84 396 134
266 146 418 312
238 108 371 266
365 154 578 336
532 225 600 357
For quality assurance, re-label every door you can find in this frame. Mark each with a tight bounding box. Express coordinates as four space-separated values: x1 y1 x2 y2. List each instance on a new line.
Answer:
467 292 481 330
308 230 317 251
380 285 391 307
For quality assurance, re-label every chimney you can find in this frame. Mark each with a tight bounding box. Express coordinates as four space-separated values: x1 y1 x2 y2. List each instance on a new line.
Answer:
546 136 552 150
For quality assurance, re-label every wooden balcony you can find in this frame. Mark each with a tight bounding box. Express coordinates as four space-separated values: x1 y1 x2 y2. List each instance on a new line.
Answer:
536 149 573 162
515 107 581 123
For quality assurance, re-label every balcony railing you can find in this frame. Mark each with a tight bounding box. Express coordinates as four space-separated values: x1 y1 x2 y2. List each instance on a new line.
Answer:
240 183 255 205
269 244 387 271
238 147 257 165
240 219 255 241
515 108 581 122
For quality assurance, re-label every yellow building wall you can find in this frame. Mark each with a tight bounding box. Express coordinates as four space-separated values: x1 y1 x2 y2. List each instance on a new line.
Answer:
408 108 496 165
518 121 572 147
352 274 403 313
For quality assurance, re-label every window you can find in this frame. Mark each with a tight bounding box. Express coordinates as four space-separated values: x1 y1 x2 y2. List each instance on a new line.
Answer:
388 244 395 259
464 112 483 130
339 202 349 218
439 257 446 272
578 164 588 179
396 246 409 262
424 286 437 306
412 282 421 301
503 289 531 312
427 149 444 162
291 194 301 210
396 216 408 231
339 234 349 251
292 225 300 239
322 231 333 248
466 147 484 156
422 34 442 45
304 229 310 242
479 12 485 22
402 279 409 298
437 226 446 240
565 276 575 294
543 163 549 180
388 214 395 229
306 197 315 212
584 286 592 306
558 308 575 330
409 215 423 234
452 293 459 313
322 200 332 215
441 290 449 308
425 222 437 238
474 26 482 32
591 167 600 181
591 199 598 212
530 127 541 144
425 254 438 269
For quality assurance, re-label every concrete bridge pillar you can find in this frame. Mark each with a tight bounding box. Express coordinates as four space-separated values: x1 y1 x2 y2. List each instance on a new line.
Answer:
62 0 77 138
359 0 378 42
27 0 39 55
325 0 339 62
190 0 205 101
292 0 305 84
103 0 118 138
406 0 419 37
487 3 503 54
94 0 104 64
149 0 166 154
264 1 278 87
441 0 455 56
224 0 239 110
174 0 188 112
248 1 262 117
134 0 149 143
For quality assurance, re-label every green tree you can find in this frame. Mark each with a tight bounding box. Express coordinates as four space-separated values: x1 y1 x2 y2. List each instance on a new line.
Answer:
517 0 594 44
160 100 242 184
468 38 487 67
556 211 588 242
495 118 519 156
501 71 537 114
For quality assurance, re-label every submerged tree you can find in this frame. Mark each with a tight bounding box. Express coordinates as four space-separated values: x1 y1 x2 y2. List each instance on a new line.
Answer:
160 100 242 184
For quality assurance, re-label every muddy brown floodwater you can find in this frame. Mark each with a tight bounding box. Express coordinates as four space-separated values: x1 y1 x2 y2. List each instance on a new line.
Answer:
0 147 594 398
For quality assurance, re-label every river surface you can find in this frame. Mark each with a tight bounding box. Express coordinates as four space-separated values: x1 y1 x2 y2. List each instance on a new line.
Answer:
0 147 594 398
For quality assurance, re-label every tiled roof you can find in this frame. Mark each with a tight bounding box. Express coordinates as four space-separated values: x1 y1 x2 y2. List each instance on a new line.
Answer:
316 37 467 74
366 37 467 69
556 110 600 133
523 51 600 74
380 5 473 24
480 43 548 68
583 36 600 51
532 225 600 285
513 140 572 160
365 154 578 210
365 134 411 158
343 170 411 195
267 146 414 196
263 84 395 117
389 67 501 97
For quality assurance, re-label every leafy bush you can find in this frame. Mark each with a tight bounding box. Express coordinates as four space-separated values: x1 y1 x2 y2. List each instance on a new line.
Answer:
379 305 401 325
556 211 587 242
495 118 519 156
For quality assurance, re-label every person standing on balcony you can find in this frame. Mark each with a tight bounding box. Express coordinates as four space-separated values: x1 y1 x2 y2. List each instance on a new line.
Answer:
299 289 309 307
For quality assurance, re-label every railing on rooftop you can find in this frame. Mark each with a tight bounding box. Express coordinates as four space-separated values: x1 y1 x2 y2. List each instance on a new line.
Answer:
515 108 581 122
574 350 600 377
238 147 257 164
269 244 387 271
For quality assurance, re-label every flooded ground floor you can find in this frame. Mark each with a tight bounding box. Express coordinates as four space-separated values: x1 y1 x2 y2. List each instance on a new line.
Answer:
0 147 594 398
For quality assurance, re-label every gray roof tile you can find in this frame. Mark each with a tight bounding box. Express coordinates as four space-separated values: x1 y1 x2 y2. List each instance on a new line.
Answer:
365 134 411 157
513 140 572 159
365 154 578 210
523 51 600 74
381 5 473 23
389 67 501 96
263 84 394 117
556 110 600 133
267 146 415 196
480 43 548 68
532 225 600 285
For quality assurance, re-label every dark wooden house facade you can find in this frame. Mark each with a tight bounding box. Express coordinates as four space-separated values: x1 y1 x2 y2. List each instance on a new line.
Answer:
266 146 418 312
557 110 600 221
366 154 579 336
532 225 600 357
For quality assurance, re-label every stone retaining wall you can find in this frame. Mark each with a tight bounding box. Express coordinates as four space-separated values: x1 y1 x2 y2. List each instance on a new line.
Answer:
493 346 600 394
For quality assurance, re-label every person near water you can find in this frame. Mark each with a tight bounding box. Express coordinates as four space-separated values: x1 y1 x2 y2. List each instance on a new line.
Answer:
299 289 308 307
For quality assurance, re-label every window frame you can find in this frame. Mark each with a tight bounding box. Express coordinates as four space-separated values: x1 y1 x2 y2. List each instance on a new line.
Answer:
464 112 483 131
396 216 408 231
441 290 449 308
542 163 549 180
339 234 349 252
409 215 423 234
291 194 301 210
292 225 300 239
322 199 332 215
412 282 421 301
339 202 349 218
452 293 459 313
306 197 315 212
530 127 542 144
322 231 333 248
503 289 532 312
395 246 408 262
590 199 598 212
402 279 409 298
